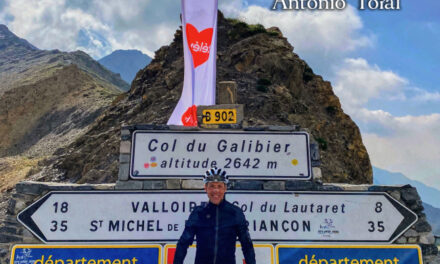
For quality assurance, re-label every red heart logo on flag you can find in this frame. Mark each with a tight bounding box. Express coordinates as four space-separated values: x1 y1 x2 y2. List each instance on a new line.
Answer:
181 105 198 127
186 23 213 68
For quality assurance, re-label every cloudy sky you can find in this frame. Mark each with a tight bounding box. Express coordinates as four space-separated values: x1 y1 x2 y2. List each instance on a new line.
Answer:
1 0 439 190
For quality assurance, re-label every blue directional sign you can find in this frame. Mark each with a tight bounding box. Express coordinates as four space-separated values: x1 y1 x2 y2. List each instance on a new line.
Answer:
10 245 161 264
276 245 422 264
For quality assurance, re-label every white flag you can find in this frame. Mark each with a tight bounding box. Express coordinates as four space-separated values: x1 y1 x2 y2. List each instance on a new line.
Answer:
167 0 218 126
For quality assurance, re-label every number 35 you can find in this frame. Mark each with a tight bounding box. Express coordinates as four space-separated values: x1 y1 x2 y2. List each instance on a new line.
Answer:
50 220 68 232
368 221 385 232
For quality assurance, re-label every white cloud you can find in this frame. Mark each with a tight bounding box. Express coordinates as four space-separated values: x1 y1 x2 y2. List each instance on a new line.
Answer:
2 0 114 58
221 4 373 75
219 0 245 16
0 1 374 64
89 0 148 22
362 112 440 189
409 87 440 102
333 58 408 111
332 58 440 119
332 57 440 189
0 0 181 58
233 5 371 53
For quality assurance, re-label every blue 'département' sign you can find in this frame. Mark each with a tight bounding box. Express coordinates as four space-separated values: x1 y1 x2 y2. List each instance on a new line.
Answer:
11 245 161 264
276 245 422 264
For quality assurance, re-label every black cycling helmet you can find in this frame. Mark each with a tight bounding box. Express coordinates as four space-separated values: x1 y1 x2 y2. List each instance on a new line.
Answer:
204 167 228 184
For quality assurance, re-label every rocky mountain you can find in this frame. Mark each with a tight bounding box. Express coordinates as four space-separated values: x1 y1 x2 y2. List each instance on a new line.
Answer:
0 25 129 96
38 13 372 185
99 49 152 85
0 24 37 56
0 25 128 190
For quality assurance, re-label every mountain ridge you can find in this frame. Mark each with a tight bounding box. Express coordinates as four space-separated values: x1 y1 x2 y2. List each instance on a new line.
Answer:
373 166 440 236
373 166 440 208
0 25 128 190
99 49 152 84
0 24 129 95
0 24 38 53
423 202 440 235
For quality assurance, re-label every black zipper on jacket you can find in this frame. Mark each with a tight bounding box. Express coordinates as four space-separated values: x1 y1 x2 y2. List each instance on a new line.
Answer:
213 205 219 264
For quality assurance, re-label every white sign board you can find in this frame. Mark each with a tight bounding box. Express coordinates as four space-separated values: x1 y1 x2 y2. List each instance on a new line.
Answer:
164 244 274 264
18 191 417 243
130 131 311 180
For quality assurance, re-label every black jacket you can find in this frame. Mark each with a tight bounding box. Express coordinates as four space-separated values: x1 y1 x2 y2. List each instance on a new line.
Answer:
173 199 256 264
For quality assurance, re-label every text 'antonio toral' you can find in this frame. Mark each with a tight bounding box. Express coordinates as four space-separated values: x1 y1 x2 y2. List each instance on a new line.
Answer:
272 0 401 11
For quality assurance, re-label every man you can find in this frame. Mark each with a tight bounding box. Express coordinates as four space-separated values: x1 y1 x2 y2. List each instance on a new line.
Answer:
173 167 256 264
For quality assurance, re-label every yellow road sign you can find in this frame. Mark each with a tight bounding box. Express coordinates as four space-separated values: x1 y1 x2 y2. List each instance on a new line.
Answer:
202 108 237 124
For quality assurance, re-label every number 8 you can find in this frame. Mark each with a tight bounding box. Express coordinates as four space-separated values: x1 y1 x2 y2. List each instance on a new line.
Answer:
375 202 382 213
